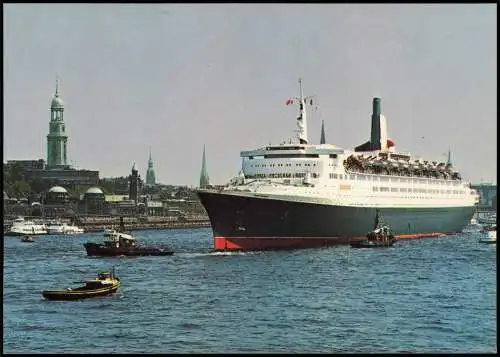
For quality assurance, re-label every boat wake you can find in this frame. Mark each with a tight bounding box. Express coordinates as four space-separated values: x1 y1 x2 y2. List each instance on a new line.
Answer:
178 250 261 258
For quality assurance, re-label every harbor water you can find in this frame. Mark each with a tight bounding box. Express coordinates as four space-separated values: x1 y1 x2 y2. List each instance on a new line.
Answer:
3 228 497 353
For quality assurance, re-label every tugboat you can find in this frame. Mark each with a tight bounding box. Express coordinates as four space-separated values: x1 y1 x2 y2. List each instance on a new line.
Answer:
41 270 120 301
83 217 174 257
350 210 397 248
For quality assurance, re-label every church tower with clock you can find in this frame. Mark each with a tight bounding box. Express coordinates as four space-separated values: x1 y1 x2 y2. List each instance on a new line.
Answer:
46 78 69 169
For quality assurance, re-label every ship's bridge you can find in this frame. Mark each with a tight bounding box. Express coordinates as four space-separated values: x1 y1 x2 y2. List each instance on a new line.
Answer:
240 143 346 182
240 143 345 158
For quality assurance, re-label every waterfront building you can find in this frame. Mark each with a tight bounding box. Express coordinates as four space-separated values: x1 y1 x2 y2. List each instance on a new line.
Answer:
471 183 497 210
5 159 45 172
145 200 164 216
42 187 75 218
99 177 131 195
145 148 156 186
45 186 69 204
199 145 210 188
26 168 99 187
81 187 105 215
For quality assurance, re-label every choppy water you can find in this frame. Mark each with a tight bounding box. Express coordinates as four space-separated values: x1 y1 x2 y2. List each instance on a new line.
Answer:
3 228 497 353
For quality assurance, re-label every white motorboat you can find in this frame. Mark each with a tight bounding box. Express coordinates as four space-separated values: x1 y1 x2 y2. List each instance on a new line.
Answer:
486 225 496 242
46 221 85 235
462 217 484 233
477 213 497 225
5 217 47 236
479 224 496 244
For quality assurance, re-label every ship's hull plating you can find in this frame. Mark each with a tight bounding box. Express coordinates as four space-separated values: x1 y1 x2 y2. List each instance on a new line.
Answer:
197 190 476 251
83 243 174 257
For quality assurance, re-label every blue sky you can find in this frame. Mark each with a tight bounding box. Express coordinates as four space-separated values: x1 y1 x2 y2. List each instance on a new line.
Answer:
4 4 497 185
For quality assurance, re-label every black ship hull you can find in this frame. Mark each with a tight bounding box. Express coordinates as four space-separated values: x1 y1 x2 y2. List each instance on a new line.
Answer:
197 190 476 251
84 243 174 257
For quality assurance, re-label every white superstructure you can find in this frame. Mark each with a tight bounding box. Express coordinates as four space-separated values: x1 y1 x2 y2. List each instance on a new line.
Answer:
6 217 48 236
487 228 497 241
103 229 135 242
221 79 479 209
46 221 85 235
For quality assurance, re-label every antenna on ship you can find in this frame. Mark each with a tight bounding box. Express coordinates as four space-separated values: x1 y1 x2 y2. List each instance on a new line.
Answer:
295 78 315 145
285 78 315 145
297 78 308 145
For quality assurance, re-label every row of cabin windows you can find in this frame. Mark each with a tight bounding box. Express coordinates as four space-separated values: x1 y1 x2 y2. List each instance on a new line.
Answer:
328 173 460 186
373 187 465 194
245 173 319 179
250 163 317 168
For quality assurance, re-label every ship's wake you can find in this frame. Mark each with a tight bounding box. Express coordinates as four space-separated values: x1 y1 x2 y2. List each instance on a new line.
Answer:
178 250 261 258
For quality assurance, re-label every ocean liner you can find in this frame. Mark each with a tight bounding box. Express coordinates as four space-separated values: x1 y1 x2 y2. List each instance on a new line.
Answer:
197 79 480 251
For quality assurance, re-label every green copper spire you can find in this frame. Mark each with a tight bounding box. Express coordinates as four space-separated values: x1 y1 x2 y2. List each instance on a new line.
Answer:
199 144 210 188
146 147 156 185
320 119 326 144
47 76 68 169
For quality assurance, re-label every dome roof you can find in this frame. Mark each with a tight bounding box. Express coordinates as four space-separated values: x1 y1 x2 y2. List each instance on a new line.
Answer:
48 185 68 193
86 187 104 195
51 96 64 109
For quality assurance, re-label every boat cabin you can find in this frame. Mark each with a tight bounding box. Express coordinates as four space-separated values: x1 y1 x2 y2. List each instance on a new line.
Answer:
82 272 115 288
98 272 112 280
103 230 137 248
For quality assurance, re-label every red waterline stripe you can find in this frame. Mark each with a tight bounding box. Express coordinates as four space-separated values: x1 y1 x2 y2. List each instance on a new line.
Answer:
214 236 364 251
213 232 453 250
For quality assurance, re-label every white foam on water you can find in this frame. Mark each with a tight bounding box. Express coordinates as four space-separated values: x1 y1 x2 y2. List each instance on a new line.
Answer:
178 251 260 258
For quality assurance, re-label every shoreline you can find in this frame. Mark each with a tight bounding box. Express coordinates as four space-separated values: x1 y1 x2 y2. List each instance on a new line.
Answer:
83 221 212 233
3 221 212 236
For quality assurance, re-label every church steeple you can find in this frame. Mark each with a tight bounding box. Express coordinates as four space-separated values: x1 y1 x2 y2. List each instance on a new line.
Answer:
129 162 140 204
146 147 156 186
47 76 68 169
320 119 326 144
199 144 210 188
447 148 452 166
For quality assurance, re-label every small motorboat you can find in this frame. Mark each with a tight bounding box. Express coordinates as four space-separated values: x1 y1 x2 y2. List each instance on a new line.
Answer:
351 210 397 248
462 217 484 233
41 270 120 301
83 217 174 257
479 224 497 244
20 235 35 243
